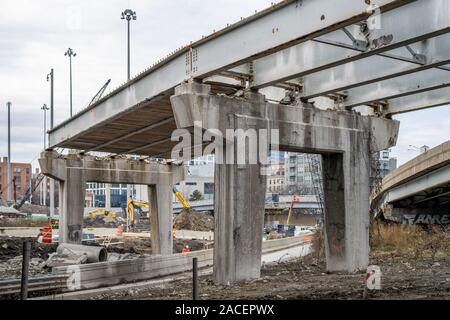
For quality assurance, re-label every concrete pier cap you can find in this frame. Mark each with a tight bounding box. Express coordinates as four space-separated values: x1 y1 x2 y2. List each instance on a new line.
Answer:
170 80 400 285
38 151 185 255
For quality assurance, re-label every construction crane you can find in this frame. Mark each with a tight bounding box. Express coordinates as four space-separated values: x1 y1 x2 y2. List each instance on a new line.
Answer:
306 154 325 226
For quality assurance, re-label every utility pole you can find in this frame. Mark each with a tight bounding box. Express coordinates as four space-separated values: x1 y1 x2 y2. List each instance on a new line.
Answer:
121 9 137 202
64 48 76 117
6 102 11 205
47 69 55 217
121 9 137 81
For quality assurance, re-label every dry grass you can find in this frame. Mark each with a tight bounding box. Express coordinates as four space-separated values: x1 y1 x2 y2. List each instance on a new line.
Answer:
371 221 450 260
307 222 450 263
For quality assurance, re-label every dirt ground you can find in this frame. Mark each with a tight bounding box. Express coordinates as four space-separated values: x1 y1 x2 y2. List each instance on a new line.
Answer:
88 224 450 300
87 249 450 300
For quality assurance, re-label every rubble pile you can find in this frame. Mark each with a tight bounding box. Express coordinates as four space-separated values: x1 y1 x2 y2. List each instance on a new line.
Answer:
18 204 56 215
0 237 57 261
0 217 48 228
173 209 214 232
83 216 126 228
0 256 49 279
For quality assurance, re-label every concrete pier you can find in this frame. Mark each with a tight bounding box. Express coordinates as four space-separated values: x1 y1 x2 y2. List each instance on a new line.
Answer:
170 81 399 284
39 151 185 254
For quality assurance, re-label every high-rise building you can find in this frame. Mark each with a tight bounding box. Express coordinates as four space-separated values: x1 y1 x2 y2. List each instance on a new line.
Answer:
284 153 321 195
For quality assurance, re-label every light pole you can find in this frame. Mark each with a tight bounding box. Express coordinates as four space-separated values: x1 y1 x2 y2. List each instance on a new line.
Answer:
64 48 76 117
6 102 11 204
41 104 49 149
46 69 55 217
121 9 137 203
121 9 136 81
40 104 49 207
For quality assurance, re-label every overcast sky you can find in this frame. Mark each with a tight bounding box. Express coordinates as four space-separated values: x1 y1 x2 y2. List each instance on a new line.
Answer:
0 0 449 170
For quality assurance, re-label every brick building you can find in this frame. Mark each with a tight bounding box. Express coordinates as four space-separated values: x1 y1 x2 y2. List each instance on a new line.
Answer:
0 157 32 204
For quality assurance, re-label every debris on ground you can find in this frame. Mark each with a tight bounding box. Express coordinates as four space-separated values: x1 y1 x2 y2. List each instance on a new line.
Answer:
0 256 49 279
83 216 126 228
106 237 209 255
87 223 450 300
0 206 24 217
16 204 60 216
0 237 57 261
173 209 214 232
267 231 285 240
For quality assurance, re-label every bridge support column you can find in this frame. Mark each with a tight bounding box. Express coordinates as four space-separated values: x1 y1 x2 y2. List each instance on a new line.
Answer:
214 160 267 284
39 151 185 249
322 145 370 272
148 176 174 255
170 81 399 283
58 168 86 244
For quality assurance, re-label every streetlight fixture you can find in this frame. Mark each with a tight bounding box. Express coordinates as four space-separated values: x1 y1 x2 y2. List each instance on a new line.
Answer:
64 48 76 117
121 9 137 81
41 104 49 149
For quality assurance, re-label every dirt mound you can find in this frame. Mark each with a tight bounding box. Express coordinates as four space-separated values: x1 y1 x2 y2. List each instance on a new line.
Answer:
173 209 214 232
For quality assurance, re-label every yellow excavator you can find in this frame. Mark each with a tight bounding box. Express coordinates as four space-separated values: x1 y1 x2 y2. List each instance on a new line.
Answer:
126 187 191 230
126 197 150 230
88 208 117 219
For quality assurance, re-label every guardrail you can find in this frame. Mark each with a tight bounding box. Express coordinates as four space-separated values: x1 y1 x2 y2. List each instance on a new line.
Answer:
0 274 68 296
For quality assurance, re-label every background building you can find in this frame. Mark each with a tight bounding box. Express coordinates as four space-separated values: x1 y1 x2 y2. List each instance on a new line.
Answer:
85 183 129 208
284 153 321 195
0 157 32 204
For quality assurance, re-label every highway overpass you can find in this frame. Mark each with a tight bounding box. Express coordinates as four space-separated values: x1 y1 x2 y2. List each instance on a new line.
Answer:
39 0 450 284
372 141 450 224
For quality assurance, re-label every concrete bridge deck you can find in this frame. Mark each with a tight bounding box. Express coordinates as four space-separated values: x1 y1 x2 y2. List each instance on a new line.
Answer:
47 0 450 156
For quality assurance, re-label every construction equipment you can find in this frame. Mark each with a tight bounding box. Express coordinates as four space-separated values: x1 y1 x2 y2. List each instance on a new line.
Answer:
126 197 150 231
173 186 191 209
13 173 45 210
306 154 325 225
88 208 117 219
88 79 111 106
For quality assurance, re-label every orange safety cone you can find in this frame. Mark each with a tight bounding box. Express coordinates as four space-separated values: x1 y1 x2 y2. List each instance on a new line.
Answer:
182 245 190 254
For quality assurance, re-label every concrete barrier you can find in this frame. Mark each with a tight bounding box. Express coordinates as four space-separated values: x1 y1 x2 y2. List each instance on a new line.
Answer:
52 236 308 290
